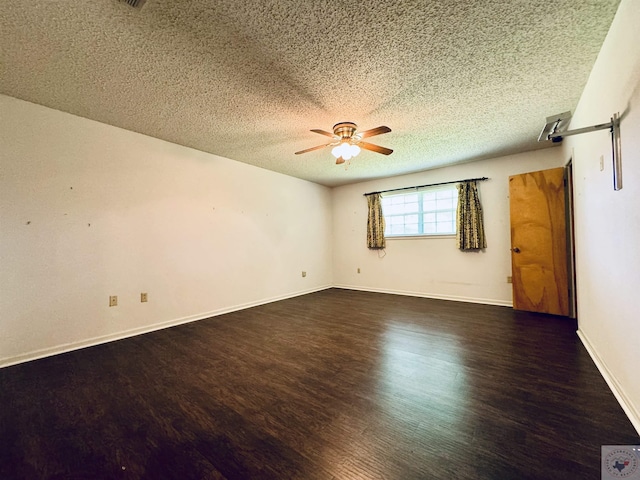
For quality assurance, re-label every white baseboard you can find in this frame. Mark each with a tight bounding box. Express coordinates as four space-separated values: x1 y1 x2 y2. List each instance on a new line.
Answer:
0 285 332 369
577 329 640 436
332 284 513 307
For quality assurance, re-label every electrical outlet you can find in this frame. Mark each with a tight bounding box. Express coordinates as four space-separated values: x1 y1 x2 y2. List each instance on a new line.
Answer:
302 271 307 277
507 276 513 284
109 295 118 307
599 155 604 171
357 268 361 273
141 292 148 303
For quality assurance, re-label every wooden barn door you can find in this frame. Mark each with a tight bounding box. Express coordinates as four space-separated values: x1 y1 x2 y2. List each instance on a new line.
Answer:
509 167 570 316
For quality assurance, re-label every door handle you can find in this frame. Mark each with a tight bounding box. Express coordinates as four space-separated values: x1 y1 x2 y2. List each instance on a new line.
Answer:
512 247 521 253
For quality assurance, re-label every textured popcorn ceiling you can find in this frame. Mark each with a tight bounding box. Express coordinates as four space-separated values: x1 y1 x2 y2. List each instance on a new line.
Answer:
0 0 621 187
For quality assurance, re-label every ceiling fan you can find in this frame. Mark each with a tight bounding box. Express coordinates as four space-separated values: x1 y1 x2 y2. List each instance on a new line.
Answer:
295 122 393 164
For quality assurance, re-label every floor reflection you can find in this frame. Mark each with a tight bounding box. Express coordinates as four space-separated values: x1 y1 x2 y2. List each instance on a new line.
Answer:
314 320 472 478
378 321 468 424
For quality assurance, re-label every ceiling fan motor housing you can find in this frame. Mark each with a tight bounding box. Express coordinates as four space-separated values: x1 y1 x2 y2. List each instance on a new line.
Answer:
333 122 358 140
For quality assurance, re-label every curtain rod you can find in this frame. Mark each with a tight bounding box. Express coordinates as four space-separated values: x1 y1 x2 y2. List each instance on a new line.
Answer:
363 177 489 196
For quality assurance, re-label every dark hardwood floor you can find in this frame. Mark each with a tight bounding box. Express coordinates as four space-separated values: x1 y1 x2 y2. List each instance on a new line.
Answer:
0 288 637 479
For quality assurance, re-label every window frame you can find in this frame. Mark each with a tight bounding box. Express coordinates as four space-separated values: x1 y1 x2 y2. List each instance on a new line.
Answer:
381 185 459 239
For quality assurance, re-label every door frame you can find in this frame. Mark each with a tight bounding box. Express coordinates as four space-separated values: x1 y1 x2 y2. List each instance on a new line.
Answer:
565 158 578 319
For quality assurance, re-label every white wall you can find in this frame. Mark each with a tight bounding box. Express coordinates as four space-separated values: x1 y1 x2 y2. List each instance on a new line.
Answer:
563 0 640 433
0 95 333 367
332 149 565 306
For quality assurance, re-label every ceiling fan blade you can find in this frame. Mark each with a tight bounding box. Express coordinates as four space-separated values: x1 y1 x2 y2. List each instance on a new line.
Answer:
310 129 336 138
335 156 345 165
295 143 331 155
359 126 391 138
359 141 393 155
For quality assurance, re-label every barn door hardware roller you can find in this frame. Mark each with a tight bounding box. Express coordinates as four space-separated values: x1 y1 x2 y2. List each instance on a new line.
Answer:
538 111 622 191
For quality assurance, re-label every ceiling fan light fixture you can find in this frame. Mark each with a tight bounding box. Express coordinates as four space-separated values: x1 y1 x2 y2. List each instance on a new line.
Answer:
331 142 360 160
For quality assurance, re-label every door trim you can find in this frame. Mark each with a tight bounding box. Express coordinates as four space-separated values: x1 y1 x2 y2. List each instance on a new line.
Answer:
565 159 578 319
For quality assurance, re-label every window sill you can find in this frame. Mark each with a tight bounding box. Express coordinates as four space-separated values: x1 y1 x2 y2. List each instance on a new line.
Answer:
385 234 456 240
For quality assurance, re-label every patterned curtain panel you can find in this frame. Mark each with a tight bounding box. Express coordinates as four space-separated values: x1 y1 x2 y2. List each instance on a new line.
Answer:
367 194 386 249
456 180 487 250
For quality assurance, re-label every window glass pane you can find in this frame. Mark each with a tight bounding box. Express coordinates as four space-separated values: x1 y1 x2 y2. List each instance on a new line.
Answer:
405 223 419 234
436 189 453 200
423 213 436 223
404 194 418 203
387 205 404 215
424 200 437 211
421 191 435 201
405 202 419 213
424 222 436 233
438 211 453 222
437 222 454 233
438 198 453 210
390 224 405 234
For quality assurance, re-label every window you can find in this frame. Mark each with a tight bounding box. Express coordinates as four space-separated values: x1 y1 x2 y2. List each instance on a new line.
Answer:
382 185 458 237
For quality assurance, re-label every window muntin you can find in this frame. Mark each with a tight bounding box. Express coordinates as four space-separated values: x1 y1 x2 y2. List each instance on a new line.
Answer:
382 186 458 237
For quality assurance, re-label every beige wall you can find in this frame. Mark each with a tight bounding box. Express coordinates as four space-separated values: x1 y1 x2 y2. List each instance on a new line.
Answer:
0 95 333 367
563 0 640 433
331 149 565 306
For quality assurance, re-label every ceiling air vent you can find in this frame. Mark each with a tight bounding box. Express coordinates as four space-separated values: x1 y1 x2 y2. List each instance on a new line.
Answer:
119 0 147 9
